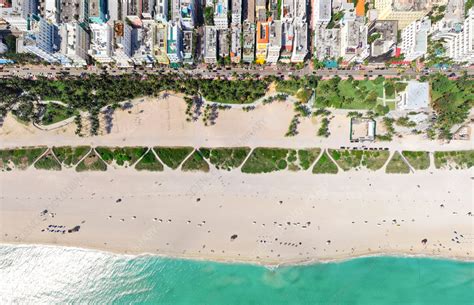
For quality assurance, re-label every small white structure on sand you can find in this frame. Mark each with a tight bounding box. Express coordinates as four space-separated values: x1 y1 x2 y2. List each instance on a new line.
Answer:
350 118 376 142
397 81 430 111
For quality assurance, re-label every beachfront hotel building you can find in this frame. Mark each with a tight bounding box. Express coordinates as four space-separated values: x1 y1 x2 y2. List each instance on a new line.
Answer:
152 21 170 64
75 22 91 62
37 16 58 53
280 19 294 62
166 21 183 64
290 22 307 62
374 0 437 30
182 29 193 63
204 25 217 64
443 8 474 65
401 18 430 61
88 21 113 63
266 19 282 63
218 28 229 59
123 17 140 58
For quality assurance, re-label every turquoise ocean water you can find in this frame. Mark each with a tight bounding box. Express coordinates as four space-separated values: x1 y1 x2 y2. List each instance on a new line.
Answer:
0 244 472 304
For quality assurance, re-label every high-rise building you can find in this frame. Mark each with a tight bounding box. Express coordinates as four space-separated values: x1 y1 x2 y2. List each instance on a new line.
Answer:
444 8 474 64
290 22 307 62
166 20 182 63
401 18 430 61
204 25 217 64
123 20 140 57
37 17 58 53
266 19 281 63
88 21 113 62
152 21 169 64
75 21 90 61
182 29 193 63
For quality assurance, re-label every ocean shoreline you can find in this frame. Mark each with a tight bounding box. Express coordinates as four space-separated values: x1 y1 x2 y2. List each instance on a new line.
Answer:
1 242 474 268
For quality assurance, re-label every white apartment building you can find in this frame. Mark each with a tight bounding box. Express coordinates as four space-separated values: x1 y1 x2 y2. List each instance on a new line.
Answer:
340 18 369 62
59 22 87 65
88 22 113 63
166 21 183 63
204 25 217 64
444 8 474 64
291 22 307 62
401 18 431 61
267 20 282 63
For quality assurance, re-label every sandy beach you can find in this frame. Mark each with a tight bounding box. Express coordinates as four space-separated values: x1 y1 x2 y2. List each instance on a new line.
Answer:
0 96 473 265
0 95 472 151
0 167 472 265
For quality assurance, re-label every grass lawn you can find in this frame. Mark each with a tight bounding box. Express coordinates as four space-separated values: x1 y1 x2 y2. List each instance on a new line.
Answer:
434 150 474 170
40 103 76 125
76 150 108 172
402 151 430 170
361 151 390 171
135 149 164 171
241 148 289 173
312 151 339 174
154 147 194 169
95 147 148 167
52 146 91 167
296 148 321 170
385 152 411 174
315 79 384 110
34 150 62 170
328 149 364 171
0 147 47 170
181 150 210 172
199 147 251 171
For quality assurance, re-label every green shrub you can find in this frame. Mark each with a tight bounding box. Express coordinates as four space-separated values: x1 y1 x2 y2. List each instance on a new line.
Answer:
154 147 194 169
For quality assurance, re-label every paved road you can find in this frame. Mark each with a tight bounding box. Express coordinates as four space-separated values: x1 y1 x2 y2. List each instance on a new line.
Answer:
0 64 472 79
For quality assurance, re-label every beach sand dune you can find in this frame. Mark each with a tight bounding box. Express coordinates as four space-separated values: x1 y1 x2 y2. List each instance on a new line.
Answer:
1 168 472 265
